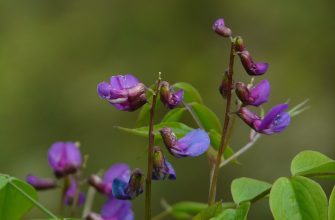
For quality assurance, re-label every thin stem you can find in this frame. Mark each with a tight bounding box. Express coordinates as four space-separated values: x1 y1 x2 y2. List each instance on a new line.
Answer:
220 133 261 168
9 180 58 219
208 42 235 205
145 73 161 220
82 186 96 218
152 210 170 220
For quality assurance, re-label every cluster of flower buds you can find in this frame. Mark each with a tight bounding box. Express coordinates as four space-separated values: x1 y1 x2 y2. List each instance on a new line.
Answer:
26 141 85 207
213 18 290 135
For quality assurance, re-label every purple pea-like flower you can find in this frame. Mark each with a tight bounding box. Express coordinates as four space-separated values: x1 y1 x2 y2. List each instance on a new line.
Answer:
86 198 134 220
64 177 85 206
97 74 147 112
26 174 56 190
160 81 184 109
235 80 270 106
48 141 83 178
112 168 144 200
152 146 176 180
212 18 232 37
88 163 131 197
160 128 210 158
237 104 291 135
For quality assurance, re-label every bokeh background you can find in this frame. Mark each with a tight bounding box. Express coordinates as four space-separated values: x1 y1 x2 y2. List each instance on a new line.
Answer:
0 0 334 219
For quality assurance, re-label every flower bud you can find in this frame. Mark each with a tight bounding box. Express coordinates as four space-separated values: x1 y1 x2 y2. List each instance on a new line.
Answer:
235 82 251 104
26 175 57 190
160 81 184 109
112 168 144 200
88 175 112 195
237 107 262 130
212 18 232 37
236 79 270 107
152 147 176 180
219 71 231 98
97 74 147 111
48 142 83 178
234 36 245 52
238 51 269 76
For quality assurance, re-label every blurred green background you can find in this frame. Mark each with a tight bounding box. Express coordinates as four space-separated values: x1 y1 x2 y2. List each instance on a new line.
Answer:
0 0 334 219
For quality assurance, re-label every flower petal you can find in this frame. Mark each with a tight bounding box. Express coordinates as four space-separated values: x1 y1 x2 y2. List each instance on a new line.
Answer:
258 104 289 131
101 198 134 220
110 74 139 90
103 163 131 185
249 79 270 106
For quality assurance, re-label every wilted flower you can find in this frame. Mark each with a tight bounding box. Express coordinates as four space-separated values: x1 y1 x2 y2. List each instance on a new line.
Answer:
152 147 176 180
64 177 85 206
212 18 232 37
112 168 144 200
237 104 291 134
86 198 134 220
235 80 270 106
97 74 147 111
48 142 82 178
26 175 56 190
160 81 184 109
160 128 210 158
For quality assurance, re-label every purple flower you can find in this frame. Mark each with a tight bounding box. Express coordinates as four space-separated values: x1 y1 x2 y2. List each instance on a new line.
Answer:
112 168 144 200
160 128 210 158
88 163 131 197
26 175 56 190
86 198 134 220
97 74 147 111
160 81 184 109
235 80 270 106
48 142 83 178
64 177 85 206
152 147 176 180
238 51 269 76
212 18 232 37
237 104 291 135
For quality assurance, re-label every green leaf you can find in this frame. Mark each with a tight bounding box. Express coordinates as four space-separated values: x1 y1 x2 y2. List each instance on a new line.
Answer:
0 175 38 220
208 129 236 163
231 177 272 204
193 202 223 220
170 202 208 219
329 186 335 220
173 82 203 104
291 150 335 178
211 202 250 220
269 176 328 220
116 122 193 139
161 108 187 123
189 103 222 133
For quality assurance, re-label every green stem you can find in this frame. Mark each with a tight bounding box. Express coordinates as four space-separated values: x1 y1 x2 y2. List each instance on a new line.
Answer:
9 180 58 219
145 73 161 220
82 186 96 218
208 41 235 205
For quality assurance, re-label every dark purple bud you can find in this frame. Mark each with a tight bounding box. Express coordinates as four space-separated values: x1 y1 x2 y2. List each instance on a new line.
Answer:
212 18 232 37
48 142 83 178
88 175 112 195
97 74 147 112
64 178 85 206
239 51 269 76
234 36 245 52
26 175 56 190
236 80 270 106
257 104 291 134
160 128 210 158
112 169 144 200
160 81 184 109
237 107 262 130
100 198 134 220
152 147 176 180
219 71 232 99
